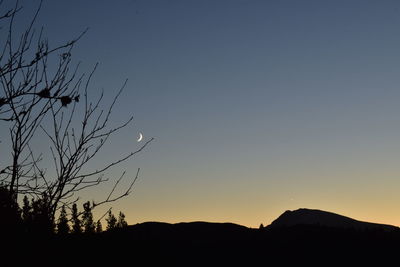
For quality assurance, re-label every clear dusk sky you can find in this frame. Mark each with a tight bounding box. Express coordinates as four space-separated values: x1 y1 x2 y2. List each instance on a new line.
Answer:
5 0 400 227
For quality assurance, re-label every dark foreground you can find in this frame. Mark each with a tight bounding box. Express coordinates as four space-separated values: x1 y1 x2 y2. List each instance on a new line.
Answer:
3 221 400 266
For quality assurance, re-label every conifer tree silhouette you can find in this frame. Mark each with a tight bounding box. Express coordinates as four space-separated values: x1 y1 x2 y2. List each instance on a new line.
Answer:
30 194 53 233
117 211 128 228
0 185 21 232
71 203 82 234
21 196 32 227
95 220 103 233
106 210 117 231
57 206 70 235
82 201 95 233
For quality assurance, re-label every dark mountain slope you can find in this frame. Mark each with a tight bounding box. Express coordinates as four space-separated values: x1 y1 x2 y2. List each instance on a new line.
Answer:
269 208 398 231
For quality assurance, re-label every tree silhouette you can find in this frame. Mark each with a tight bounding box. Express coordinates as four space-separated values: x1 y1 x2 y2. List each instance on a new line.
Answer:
82 201 95 233
57 205 70 235
106 210 117 231
21 196 32 225
0 185 21 232
30 194 53 233
117 211 128 228
95 220 103 233
0 0 153 232
71 203 81 234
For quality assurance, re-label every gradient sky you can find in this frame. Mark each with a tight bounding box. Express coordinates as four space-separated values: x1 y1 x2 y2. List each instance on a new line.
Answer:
4 0 400 227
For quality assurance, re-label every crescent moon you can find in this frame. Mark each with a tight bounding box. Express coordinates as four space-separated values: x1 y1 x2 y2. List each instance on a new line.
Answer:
137 132 143 142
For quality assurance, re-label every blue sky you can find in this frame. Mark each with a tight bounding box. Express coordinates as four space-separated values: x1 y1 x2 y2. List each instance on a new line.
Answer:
3 0 400 227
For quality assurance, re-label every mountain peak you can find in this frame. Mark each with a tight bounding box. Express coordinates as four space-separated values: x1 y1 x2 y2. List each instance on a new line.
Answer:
269 208 398 231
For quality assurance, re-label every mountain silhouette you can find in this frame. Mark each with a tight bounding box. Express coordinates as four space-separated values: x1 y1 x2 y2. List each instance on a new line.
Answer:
125 221 249 238
91 211 400 264
269 208 398 231
6 208 400 266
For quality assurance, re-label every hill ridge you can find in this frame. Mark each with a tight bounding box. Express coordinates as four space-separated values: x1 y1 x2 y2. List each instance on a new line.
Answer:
269 208 398 231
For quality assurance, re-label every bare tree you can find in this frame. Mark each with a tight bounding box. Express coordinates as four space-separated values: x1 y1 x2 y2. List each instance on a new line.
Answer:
0 0 153 227
0 0 83 202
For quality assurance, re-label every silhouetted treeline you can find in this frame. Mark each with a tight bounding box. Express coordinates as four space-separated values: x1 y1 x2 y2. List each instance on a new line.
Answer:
0 185 127 236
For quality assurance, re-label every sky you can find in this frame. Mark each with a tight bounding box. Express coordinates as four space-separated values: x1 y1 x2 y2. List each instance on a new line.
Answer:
3 0 400 228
